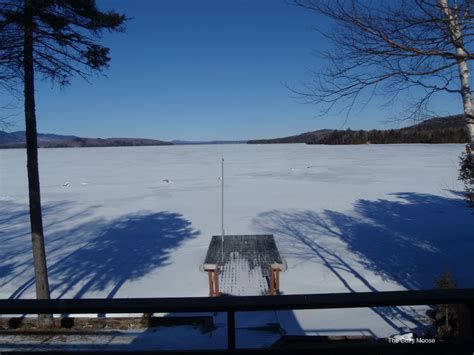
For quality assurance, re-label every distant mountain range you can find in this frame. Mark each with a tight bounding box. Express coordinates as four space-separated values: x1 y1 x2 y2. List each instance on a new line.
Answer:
0 115 468 148
0 131 172 148
247 115 469 145
0 131 251 148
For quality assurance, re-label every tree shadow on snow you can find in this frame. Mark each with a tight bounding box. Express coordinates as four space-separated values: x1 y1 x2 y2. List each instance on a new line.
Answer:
253 191 474 334
0 200 95 289
0 200 76 247
9 210 199 300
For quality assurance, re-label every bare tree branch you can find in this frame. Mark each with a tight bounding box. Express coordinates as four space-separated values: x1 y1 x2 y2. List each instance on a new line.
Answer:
294 0 474 137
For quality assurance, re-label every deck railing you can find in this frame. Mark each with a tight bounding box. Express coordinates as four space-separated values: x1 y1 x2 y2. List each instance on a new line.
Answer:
1 289 474 354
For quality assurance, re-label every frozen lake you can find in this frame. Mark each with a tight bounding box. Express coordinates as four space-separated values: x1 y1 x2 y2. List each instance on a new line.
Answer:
1 143 473 339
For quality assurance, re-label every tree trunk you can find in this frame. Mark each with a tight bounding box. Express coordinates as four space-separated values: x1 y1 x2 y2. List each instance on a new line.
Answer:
23 0 54 328
439 0 474 148
456 56 474 149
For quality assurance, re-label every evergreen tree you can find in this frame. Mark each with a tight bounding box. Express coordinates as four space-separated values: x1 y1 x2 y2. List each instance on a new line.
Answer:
0 0 126 327
433 271 458 339
459 145 474 208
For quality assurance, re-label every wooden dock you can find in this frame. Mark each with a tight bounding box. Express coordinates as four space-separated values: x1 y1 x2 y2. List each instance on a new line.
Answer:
202 235 286 296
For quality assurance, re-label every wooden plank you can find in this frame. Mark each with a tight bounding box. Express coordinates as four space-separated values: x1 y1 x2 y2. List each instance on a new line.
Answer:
203 235 285 270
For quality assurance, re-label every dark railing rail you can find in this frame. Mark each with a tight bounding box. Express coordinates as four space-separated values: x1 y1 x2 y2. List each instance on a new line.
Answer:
1 289 474 354
2 289 474 314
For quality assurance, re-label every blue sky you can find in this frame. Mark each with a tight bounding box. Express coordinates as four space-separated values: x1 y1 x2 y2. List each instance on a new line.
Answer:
3 0 462 140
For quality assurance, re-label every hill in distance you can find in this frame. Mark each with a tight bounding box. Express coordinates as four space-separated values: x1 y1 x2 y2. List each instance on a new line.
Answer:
247 115 469 145
1 114 468 148
0 131 172 148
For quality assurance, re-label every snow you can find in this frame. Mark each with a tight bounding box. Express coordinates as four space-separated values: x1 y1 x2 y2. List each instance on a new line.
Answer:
220 251 267 296
0 324 282 351
1 143 473 348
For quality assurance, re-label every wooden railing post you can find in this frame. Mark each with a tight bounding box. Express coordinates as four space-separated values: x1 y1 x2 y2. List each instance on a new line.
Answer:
227 310 235 350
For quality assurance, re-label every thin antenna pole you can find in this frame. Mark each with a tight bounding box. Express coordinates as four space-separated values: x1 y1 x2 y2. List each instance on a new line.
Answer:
221 158 224 262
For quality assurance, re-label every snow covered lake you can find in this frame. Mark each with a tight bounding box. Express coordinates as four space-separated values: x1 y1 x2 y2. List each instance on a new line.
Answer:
1 143 474 340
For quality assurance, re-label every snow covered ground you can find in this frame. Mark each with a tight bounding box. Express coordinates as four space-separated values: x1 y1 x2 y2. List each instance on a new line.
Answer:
1 143 474 347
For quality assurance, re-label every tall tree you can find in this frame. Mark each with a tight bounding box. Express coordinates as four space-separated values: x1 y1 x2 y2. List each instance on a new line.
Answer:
295 0 474 148
0 0 126 327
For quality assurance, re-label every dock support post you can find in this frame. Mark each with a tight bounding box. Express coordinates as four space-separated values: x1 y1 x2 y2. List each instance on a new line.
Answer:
269 268 275 295
276 268 280 294
269 266 281 295
207 271 214 297
206 268 220 297
214 269 220 297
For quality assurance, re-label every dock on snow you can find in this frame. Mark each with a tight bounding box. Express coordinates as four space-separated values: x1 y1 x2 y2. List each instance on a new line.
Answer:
202 234 287 296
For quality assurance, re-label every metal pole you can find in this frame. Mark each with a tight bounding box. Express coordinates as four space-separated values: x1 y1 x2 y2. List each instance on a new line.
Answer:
221 158 224 262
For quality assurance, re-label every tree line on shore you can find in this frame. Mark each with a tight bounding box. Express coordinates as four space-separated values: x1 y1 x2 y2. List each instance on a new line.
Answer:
309 117 469 145
249 115 469 145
